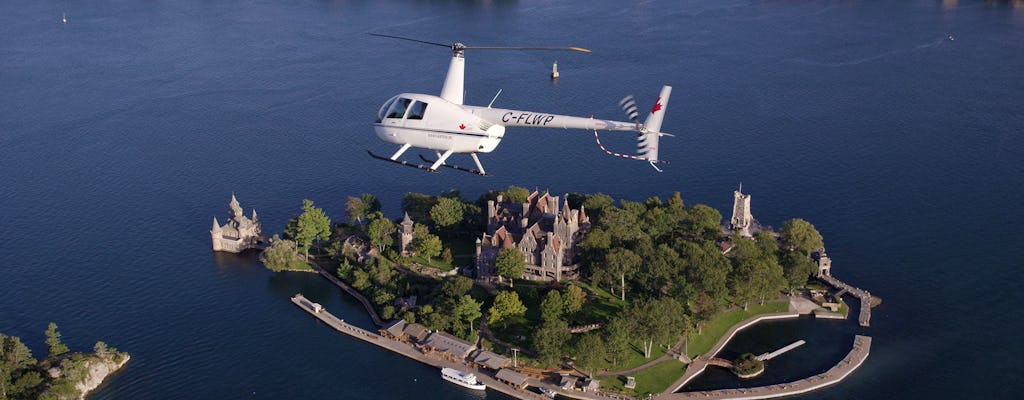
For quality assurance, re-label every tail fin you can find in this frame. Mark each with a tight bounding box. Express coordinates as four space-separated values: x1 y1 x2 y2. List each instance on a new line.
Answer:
637 85 672 165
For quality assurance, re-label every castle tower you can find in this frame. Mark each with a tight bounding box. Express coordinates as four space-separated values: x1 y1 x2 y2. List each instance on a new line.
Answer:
815 248 832 277
399 212 415 257
211 217 223 252
730 184 753 237
229 193 243 220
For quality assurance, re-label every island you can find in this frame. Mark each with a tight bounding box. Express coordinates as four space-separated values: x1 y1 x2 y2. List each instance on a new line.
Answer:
0 323 128 400
238 184 876 399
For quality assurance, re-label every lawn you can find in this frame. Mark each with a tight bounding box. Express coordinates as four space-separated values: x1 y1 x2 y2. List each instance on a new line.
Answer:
602 360 688 396
686 301 789 358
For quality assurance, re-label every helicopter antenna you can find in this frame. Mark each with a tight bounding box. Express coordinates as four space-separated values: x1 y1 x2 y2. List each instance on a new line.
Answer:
487 89 503 108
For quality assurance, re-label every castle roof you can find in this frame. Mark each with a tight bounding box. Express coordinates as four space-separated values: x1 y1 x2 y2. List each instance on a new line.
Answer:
401 212 413 226
212 217 221 232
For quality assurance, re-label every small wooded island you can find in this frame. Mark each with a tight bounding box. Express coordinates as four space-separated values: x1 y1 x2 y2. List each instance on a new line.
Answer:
226 185 873 398
0 323 128 400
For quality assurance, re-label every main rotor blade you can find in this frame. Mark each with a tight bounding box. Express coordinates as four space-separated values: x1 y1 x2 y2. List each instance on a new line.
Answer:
368 33 450 48
464 46 592 53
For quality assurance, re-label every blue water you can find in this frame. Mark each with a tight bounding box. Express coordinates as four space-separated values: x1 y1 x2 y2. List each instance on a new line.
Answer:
2 0 1022 398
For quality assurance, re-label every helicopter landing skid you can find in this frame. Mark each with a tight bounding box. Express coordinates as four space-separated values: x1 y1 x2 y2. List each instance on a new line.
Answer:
418 155 489 176
367 150 440 173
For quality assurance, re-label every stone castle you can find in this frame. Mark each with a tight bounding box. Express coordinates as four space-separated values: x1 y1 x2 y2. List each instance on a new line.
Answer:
475 191 590 281
730 184 756 237
211 194 266 253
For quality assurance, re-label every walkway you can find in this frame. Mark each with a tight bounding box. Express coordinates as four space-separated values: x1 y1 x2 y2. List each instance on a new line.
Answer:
308 259 385 327
819 275 876 327
655 336 871 400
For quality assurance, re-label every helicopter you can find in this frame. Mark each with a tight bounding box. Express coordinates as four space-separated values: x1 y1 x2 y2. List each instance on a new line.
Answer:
368 33 673 176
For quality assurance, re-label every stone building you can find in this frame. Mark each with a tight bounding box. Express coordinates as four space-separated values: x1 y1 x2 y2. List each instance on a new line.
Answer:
399 212 415 257
211 194 266 253
475 190 590 281
730 184 755 237
813 247 832 277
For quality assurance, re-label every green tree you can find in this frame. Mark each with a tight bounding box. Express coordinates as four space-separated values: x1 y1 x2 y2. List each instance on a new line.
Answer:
441 248 453 263
690 292 719 335
684 204 723 240
294 199 332 260
1 333 37 399
401 193 437 225
412 232 442 262
779 218 824 254
495 248 526 288
603 316 632 367
602 248 642 301
44 323 68 358
345 194 380 225
540 290 564 322
781 251 816 291
754 231 779 259
487 291 527 328
502 185 530 203
262 235 307 272
532 319 570 367
582 193 615 223
453 295 483 332
366 215 395 253
441 276 474 298
573 333 605 379
630 298 689 358
429 197 465 228
562 285 586 315
93 341 108 356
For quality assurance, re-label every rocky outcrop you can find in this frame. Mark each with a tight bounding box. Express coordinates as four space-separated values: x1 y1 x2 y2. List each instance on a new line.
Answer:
74 353 130 399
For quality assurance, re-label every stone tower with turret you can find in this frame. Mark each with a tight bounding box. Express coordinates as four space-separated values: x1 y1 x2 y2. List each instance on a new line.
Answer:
211 194 266 253
399 212 415 257
730 184 753 237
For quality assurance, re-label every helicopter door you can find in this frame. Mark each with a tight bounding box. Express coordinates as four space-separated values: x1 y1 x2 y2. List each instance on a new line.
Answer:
382 97 412 127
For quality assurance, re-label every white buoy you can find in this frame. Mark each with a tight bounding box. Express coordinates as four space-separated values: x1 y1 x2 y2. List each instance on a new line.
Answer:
62 12 67 24
551 61 559 79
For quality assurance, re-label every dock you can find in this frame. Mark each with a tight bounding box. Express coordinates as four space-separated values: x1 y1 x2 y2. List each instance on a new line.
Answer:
659 336 871 400
756 340 805 361
819 275 877 327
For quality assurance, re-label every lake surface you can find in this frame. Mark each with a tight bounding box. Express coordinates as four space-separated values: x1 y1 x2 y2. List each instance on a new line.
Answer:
2 0 1022 398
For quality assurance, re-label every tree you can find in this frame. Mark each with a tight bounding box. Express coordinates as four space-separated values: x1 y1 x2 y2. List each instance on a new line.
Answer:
412 233 442 262
488 291 527 328
684 204 723 240
562 285 586 315
532 319 570 367
366 215 395 252
779 218 824 254
429 197 465 228
754 231 779 259
781 251 816 291
294 199 332 260
630 298 689 358
402 193 437 225
603 316 632 367
441 276 474 298
540 290 564 322
602 248 641 301
262 235 307 272
345 194 380 225
93 341 108 356
1 333 37 399
44 323 68 358
495 248 525 287
582 193 615 222
573 333 605 379
690 292 719 335
441 248 453 263
453 295 483 332
502 185 530 203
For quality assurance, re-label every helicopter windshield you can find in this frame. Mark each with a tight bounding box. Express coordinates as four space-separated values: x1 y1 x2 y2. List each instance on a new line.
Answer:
386 98 412 119
407 101 428 120
376 96 398 123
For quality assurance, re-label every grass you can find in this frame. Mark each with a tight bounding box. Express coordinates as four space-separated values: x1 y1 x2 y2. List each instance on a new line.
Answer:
603 360 688 396
407 254 454 271
686 301 789 358
570 282 627 325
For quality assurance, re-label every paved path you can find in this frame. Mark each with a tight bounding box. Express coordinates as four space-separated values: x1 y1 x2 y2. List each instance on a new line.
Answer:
656 336 871 400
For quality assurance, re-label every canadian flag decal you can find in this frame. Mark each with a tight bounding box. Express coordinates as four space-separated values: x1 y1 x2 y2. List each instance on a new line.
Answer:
459 123 466 130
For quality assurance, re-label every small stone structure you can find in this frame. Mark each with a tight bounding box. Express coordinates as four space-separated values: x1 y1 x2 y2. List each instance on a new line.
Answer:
211 194 266 253
730 184 755 237
813 247 832 277
475 191 590 281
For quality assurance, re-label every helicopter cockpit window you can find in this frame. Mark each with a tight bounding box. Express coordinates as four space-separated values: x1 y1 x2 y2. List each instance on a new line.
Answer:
376 96 398 123
407 101 428 120
386 98 412 119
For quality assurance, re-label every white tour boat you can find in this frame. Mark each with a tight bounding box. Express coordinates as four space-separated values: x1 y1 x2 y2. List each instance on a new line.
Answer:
441 367 486 390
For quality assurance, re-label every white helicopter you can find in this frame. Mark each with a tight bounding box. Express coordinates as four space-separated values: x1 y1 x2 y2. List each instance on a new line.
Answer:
368 33 673 176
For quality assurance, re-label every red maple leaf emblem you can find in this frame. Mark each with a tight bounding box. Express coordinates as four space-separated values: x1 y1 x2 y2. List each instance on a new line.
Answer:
459 123 466 130
650 97 662 114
